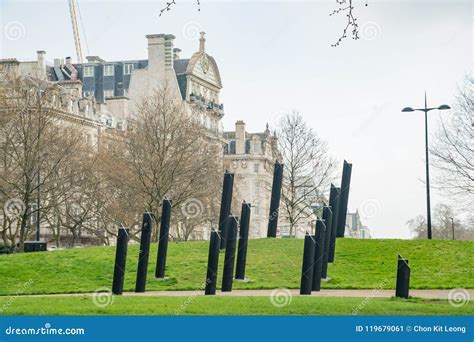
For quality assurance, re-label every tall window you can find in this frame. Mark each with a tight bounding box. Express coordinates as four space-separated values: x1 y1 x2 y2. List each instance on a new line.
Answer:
124 63 134 75
229 141 236 154
254 163 260 173
83 66 94 77
104 64 114 76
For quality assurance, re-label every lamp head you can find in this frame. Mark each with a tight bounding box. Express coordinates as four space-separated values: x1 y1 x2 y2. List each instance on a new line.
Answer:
438 104 451 110
401 107 415 112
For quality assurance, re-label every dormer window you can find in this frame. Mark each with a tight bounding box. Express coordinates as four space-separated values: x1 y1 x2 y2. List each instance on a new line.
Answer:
104 64 114 76
83 66 94 77
253 141 261 154
124 63 134 75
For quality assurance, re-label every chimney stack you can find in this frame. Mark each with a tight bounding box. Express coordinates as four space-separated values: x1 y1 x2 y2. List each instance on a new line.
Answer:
146 34 175 73
235 120 246 154
36 50 46 79
173 48 181 61
64 56 78 80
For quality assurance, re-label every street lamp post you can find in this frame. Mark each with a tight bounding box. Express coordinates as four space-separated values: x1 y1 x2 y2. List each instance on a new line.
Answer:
450 217 455 240
402 93 450 240
36 171 40 241
36 89 43 242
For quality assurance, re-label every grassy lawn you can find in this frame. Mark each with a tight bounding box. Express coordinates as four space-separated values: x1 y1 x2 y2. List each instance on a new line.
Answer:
0 295 472 315
0 238 472 296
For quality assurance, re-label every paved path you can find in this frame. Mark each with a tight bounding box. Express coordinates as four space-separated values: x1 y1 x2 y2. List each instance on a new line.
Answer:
8 289 474 300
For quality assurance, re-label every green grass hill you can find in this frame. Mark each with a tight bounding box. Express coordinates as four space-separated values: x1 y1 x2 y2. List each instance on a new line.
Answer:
0 238 472 296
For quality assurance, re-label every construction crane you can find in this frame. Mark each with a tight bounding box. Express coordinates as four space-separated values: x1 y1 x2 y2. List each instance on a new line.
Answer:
68 0 84 63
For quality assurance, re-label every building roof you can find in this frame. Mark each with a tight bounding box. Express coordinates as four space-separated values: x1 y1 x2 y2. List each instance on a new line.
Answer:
186 52 223 88
223 131 269 140
0 58 20 64
37 33 223 103
174 59 189 75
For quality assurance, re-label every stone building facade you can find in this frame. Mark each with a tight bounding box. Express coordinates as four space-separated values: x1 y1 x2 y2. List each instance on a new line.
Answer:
0 55 107 245
223 121 280 238
345 211 371 239
70 32 224 139
223 121 316 238
1 31 316 243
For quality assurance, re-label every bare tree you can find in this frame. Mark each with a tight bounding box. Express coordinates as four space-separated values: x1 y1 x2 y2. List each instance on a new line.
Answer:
0 78 224 249
431 75 474 209
406 215 427 240
91 146 144 244
0 76 91 251
104 86 222 241
45 155 105 247
171 193 220 241
276 111 336 237
433 203 457 240
407 203 474 240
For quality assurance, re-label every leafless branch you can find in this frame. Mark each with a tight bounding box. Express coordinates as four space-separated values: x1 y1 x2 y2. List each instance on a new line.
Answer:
330 0 368 47
430 75 474 209
159 0 200 17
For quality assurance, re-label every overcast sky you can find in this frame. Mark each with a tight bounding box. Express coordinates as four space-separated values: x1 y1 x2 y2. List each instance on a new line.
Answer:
1 0 471 238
